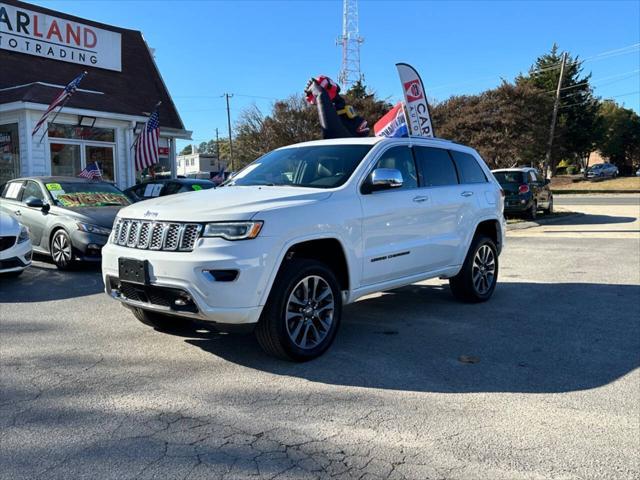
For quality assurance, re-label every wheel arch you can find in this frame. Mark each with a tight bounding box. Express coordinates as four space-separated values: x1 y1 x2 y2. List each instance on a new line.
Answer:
260 236 351 306
472 218 502 254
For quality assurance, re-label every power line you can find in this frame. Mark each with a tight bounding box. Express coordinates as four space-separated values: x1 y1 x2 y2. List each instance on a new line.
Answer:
559 90 639 109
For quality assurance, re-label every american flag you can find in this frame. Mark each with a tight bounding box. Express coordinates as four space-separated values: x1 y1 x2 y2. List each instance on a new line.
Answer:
78 162 102 179
212 166 226 184
135 108 160 171
32 72 87 136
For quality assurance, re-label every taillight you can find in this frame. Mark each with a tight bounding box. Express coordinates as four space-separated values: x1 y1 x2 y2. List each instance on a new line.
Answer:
518 184 530 194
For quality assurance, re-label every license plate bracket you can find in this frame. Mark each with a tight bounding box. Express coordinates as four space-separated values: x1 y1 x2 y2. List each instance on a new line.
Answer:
118 258 150 285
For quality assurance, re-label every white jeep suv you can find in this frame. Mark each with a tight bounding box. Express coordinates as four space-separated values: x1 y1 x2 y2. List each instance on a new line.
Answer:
102 137 505 361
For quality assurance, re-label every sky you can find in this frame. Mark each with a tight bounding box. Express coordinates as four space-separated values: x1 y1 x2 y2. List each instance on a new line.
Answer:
30 0 640 151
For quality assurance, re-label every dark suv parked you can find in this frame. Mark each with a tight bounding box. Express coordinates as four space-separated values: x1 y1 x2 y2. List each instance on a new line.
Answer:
492 168 553 219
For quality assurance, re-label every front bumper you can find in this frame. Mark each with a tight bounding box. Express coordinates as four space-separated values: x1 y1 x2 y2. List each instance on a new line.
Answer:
0 240 32 273
101 237 279 325
71 230 110 261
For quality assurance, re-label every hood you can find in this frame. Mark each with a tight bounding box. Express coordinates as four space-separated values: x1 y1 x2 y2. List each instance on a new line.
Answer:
0 211 21 236
54 206 123 229
116 186 333 222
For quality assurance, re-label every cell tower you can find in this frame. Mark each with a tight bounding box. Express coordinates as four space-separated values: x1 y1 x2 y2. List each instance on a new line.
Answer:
336 0 364 88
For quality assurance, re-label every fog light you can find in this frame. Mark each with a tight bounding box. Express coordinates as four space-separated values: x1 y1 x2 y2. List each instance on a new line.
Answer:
204 269 239 282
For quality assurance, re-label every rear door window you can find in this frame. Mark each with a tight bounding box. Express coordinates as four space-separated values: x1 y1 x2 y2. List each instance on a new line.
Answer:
1 181 24 200
413 146 459 187
450 151 487 184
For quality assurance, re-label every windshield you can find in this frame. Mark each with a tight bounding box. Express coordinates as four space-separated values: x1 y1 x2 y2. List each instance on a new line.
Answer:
45 182 131 207
493 172 525 184
226 144 373 189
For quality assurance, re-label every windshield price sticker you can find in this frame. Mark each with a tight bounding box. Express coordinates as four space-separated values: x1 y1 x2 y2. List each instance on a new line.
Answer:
46 183 63 191
192 185 202 191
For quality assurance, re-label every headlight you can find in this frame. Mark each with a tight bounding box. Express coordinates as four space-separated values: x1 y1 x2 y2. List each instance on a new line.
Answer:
17 225 30 244
202 221 263 240
77 222 112 236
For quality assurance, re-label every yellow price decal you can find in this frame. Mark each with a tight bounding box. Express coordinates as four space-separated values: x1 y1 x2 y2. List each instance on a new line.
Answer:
46 183 62 191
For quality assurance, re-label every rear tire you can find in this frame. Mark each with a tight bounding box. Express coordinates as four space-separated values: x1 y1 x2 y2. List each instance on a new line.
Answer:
255 258 342 361
526 201 538 220
449 235 499 303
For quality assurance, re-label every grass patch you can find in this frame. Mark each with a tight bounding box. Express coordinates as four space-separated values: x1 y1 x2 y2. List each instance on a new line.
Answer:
551 176 640 191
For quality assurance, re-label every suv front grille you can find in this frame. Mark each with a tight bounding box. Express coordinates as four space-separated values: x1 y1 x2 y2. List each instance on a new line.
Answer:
112 219 201 252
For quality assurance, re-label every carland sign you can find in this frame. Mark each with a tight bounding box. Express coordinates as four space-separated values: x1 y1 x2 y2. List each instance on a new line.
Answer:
0 2 121 71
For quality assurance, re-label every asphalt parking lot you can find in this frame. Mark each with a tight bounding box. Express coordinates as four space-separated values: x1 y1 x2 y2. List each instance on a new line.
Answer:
1 195 639 480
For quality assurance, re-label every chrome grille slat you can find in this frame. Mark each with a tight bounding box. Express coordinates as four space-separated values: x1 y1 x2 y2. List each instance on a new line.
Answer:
111 219 201 252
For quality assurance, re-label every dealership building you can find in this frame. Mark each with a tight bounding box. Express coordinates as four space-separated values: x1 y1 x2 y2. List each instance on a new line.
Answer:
0 0 191 188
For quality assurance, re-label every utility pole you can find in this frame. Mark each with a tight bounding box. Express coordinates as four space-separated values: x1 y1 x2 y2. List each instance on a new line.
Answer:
222 93 234 172
543 51 567 179
215 128 220 171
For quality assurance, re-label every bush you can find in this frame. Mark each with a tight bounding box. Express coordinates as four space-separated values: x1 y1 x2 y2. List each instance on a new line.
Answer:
566 166 578 175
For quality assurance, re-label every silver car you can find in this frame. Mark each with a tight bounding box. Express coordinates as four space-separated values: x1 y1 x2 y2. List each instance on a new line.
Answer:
0 176 130 270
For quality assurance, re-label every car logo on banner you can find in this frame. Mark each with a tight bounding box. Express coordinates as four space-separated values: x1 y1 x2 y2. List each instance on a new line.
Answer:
404 80 424 102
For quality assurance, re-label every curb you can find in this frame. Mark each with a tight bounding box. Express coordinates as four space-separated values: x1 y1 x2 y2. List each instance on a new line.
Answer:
552 190 640 195
506 212 584 231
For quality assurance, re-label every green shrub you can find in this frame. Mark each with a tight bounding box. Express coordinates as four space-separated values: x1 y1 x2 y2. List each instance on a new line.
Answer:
566 166 578 175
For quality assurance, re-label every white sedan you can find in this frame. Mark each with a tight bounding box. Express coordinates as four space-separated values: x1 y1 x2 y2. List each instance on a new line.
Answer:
0 211 32 276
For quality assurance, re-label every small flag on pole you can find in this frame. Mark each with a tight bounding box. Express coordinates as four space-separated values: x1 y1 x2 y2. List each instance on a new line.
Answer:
212 166 226 184
32 72 88 136
78 162 102 179
134 107 160 171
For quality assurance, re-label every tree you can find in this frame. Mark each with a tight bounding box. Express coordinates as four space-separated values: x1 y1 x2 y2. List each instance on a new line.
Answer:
179 145 193 155
516 45 599 175
596 100 640 174
431 81 553 169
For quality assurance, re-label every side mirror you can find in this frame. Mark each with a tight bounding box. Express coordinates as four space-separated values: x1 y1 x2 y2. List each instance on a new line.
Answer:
25 197 44 208
362 168 403 194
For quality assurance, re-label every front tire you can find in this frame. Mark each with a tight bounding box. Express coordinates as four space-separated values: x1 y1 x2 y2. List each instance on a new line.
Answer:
256 259 342 361
449 235 499 303
128 306 176 330
50 229 75 270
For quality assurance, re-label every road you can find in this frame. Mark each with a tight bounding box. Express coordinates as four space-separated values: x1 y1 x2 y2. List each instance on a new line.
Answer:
1 196 639 480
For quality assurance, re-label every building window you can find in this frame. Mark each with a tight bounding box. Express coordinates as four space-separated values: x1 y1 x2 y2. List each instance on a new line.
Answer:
0 123 20 185
48 123 115 142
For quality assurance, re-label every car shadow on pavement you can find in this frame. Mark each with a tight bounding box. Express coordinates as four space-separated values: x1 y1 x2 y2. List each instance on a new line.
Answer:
0 259 103 303
551 213 636 226
177 281 640 394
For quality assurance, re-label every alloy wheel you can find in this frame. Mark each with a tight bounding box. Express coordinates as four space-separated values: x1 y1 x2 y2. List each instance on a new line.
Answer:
472 245 496 295
52 232 72 267
285 275 335 350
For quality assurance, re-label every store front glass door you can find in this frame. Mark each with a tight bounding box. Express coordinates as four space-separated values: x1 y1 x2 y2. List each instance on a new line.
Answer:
85 145 115 181
50 143 82 177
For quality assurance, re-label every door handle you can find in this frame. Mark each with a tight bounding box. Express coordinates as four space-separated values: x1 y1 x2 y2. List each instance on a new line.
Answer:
413 195 429 203
461 191 474 197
